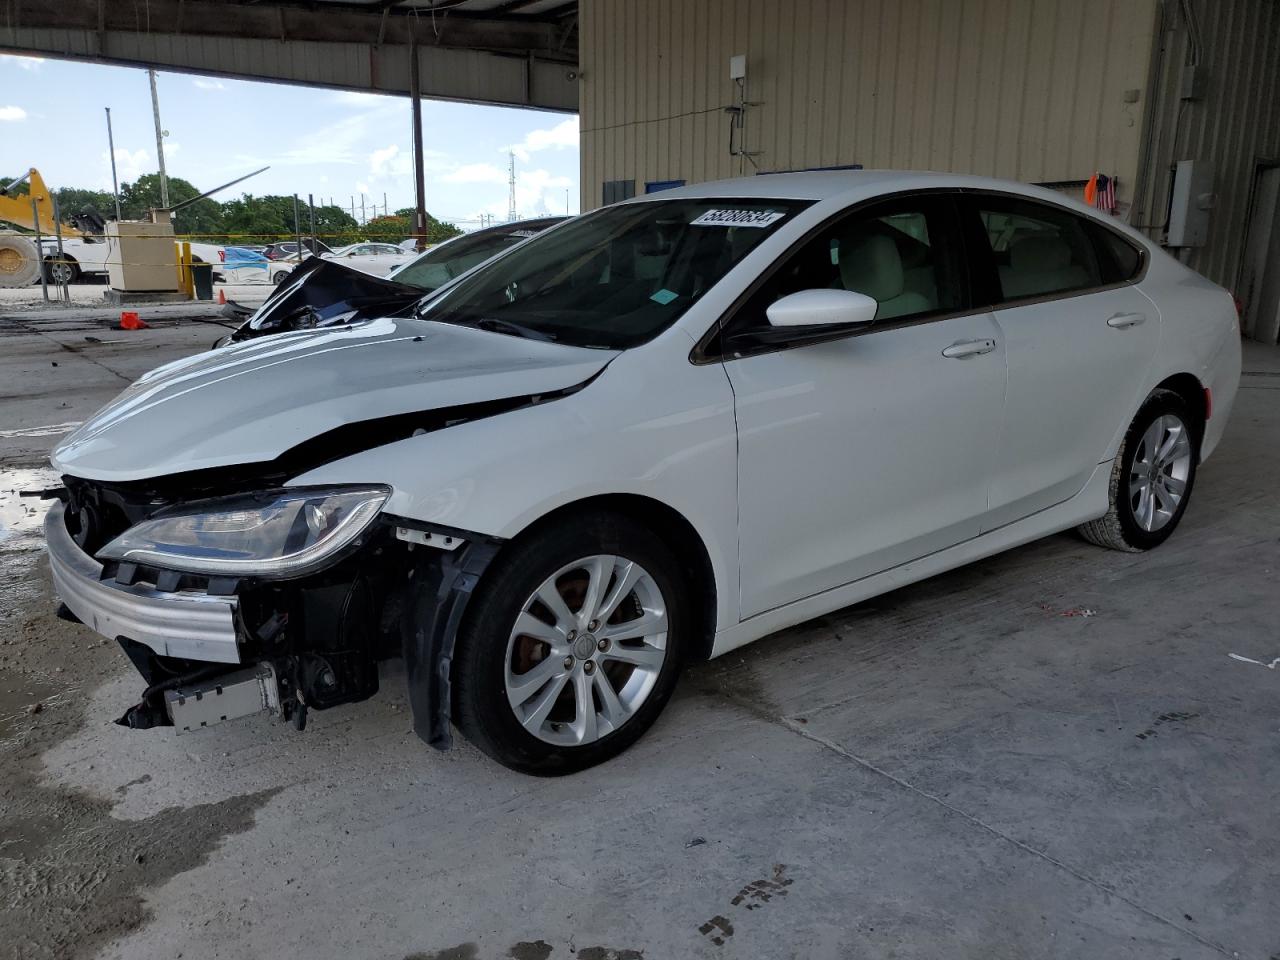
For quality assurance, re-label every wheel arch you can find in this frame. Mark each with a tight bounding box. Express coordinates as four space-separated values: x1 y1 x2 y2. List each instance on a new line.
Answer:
1151 372 1208 456
498 493 720 662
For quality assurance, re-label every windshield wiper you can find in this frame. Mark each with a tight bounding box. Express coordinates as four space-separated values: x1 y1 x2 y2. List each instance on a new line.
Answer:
416 310 557 342
469 317 557 342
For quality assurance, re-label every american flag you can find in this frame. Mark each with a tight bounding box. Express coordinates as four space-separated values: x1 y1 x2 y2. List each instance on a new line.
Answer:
1093 173 1117 215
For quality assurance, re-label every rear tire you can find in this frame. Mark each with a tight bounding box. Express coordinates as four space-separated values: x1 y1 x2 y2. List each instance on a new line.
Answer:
45 254 80 284
452 512 686 775
1078 389 1199 552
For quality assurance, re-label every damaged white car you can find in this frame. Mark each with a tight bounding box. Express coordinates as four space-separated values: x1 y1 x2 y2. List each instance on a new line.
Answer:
43 172 1241 774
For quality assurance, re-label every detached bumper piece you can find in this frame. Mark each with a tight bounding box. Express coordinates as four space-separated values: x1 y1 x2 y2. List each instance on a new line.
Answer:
166 663 282 733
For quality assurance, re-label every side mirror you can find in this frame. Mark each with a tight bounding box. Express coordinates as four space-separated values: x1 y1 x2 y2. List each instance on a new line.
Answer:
765 289 878 328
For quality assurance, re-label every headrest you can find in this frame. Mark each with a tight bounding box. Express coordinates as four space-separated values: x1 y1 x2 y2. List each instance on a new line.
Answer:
837 231 904 302
1010 235 1072 273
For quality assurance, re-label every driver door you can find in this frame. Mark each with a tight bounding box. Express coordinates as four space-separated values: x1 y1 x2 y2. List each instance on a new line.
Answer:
720 194 1008 618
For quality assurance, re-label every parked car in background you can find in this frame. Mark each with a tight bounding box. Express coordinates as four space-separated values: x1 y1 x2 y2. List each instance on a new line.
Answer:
217 246 273 284
44 172 1240 775
388 217 567 293
263 238 333 260
41 236 225 283
321 242 412 277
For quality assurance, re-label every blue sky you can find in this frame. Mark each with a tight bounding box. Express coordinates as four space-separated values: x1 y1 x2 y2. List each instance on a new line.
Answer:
0 53 580 230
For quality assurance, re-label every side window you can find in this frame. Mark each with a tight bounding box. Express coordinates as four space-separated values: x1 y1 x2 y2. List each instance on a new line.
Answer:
725 196 966 342
976 198 1102 301
1089 224 1143 283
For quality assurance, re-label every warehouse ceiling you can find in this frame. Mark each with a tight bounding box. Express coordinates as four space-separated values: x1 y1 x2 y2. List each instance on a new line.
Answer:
0 0 580 111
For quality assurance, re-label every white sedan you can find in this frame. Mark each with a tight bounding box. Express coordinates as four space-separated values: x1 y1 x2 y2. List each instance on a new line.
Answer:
45 172 1240 774
320 242 412 276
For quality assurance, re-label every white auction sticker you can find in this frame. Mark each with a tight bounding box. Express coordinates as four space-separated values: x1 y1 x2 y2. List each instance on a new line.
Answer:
690 209 786 228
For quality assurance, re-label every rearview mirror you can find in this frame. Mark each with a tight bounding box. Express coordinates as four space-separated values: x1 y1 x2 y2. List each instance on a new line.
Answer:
765 289 878 328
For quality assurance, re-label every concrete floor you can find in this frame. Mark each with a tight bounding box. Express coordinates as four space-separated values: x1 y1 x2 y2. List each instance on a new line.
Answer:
1 318 1278 960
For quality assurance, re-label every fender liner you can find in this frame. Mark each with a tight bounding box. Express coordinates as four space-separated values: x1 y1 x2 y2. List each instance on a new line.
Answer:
400 530 503 750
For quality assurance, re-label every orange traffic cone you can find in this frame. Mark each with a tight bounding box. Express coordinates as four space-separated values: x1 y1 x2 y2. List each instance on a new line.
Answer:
118 311 149 331
217 289 227 305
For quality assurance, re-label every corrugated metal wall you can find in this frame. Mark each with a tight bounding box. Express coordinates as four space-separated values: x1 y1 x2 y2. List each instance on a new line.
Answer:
1135 0 1280 289
580 0 1160 208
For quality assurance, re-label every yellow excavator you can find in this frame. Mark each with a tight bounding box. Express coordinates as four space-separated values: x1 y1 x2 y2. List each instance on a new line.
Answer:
0 168 86 288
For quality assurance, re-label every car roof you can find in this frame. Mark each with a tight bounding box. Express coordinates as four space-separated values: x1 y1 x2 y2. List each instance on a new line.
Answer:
624 170 1055 201
619 170 1147 243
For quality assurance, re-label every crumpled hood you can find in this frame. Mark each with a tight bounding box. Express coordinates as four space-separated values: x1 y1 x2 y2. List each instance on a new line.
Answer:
52 316 616 482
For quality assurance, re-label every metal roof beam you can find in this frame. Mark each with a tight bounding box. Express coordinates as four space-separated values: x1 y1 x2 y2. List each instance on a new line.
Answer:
0 0 579 111
0 0 574 58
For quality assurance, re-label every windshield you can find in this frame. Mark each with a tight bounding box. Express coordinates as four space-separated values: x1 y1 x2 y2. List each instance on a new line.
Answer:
419 198 810 349
393 225 556 292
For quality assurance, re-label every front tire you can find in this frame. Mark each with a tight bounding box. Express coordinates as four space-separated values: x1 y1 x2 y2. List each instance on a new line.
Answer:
1078 389 1199 552
452 512 686 775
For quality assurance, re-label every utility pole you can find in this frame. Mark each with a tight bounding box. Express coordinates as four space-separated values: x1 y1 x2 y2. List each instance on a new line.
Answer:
507 151 517 222
147 69 169 209
383 192 388 219
105 108 122 220
410 38 428 250
566 188 570 215
360 195 366 225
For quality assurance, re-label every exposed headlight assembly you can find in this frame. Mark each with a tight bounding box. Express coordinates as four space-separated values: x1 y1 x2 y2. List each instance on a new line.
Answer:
97 486 390 579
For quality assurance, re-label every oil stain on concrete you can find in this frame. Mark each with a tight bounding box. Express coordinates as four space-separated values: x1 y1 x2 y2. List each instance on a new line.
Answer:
0 554 282 960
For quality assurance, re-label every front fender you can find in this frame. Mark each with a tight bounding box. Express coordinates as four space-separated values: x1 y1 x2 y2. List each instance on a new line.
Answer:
291 347 741 637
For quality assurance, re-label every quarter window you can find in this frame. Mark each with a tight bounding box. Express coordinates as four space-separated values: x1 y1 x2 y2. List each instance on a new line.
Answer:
976 198 1102 301
1090 225 1143 283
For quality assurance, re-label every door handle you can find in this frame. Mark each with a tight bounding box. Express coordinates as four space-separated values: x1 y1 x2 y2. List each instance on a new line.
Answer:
941 338 997 359
1106 312 1146 329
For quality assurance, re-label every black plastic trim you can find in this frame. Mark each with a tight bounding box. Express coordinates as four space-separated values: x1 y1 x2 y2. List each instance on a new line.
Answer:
401 532 504 750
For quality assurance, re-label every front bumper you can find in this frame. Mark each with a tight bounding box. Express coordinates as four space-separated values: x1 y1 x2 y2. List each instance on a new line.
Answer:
45 500 242 664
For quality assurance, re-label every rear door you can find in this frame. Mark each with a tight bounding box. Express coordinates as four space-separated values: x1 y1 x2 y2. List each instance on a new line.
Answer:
720 193 1008 617
961 193 1159 530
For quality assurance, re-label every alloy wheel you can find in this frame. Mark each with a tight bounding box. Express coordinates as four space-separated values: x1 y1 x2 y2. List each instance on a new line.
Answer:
1129 413 1192 532
504 554 668 747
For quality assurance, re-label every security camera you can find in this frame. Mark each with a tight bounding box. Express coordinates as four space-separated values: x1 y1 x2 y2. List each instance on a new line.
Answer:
566 70 579 81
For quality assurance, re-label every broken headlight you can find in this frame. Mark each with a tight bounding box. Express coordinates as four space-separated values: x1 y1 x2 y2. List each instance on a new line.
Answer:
96 486 390 578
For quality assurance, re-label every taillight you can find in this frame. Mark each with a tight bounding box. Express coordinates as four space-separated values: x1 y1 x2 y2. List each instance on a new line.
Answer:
218 249 225 262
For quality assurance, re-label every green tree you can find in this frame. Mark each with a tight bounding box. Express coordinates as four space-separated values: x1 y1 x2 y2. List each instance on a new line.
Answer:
119 174 224 237
390 207 463 244
55 186 117 220
218 195 359 246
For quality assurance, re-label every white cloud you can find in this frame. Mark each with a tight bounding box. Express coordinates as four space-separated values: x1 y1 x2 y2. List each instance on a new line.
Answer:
0 105 27 121
231 99 404 170
355 181 371 196
369 144 411 179
192 78 225 90
0 55 45 71
507 118 578 162
470 167 572 221
105 148 152 185
332 90 392 107
441 162 507 185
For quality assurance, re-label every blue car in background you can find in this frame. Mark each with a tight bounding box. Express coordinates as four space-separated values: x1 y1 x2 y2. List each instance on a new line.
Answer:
218 246 272 284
